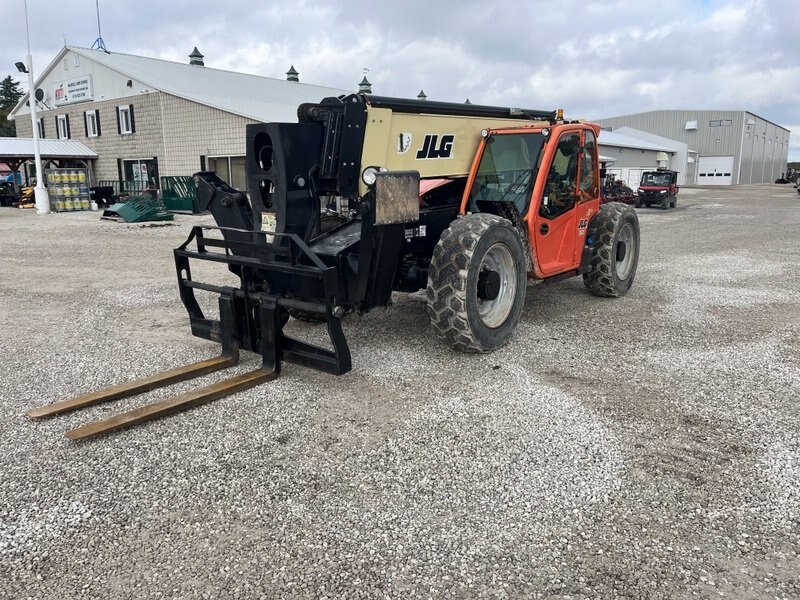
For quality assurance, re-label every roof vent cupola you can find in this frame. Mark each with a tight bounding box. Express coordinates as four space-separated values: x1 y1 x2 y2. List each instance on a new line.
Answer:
358 76 372 94
286 65 299 82
189 47 204 66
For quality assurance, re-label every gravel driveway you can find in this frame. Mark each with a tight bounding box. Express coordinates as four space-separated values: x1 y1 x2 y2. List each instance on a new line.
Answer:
1 184 798 599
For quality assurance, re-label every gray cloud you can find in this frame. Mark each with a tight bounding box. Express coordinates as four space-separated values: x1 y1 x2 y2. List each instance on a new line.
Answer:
3 0 797 159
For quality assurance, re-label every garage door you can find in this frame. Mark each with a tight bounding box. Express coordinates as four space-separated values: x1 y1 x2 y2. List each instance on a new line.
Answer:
697 156 734 185
625 169 643 190
605 168 646 190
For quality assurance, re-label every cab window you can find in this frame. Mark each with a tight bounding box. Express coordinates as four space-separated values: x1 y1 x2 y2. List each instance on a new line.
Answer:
540 132 580 219
467 133 545 215
579 130 598 202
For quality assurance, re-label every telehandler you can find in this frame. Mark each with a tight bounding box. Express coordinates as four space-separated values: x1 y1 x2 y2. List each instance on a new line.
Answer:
29 94 639 439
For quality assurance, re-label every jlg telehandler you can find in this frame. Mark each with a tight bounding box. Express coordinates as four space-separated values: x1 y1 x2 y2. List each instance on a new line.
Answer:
29 94 640 439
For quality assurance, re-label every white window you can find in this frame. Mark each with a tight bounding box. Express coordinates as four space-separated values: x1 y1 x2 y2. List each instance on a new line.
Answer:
685 120 698 131
207 156 247 191
74 54 80 67
117 105 134 135
57 114 70 139
85 110 99 137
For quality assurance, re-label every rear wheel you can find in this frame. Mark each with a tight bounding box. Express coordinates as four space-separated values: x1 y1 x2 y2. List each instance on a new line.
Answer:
583 202 640 297
427 213 527 353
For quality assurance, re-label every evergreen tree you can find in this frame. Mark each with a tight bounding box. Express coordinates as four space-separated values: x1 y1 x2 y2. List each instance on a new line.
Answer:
0 76 24 137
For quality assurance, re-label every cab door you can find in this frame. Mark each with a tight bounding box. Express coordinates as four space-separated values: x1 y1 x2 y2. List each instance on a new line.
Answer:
532 129 599 276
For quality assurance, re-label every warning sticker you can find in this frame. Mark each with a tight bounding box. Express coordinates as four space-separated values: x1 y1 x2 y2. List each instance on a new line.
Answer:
261 213 277 243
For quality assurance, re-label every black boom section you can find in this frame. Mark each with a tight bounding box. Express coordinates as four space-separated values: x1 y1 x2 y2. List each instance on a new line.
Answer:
246 122 325 240
364 95 557 122
248 95 369 225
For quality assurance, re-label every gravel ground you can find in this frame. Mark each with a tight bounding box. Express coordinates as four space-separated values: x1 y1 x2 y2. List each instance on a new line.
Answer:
0 184 798 599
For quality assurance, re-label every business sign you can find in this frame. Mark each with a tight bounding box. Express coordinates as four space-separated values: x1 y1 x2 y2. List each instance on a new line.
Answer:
53 76 94 106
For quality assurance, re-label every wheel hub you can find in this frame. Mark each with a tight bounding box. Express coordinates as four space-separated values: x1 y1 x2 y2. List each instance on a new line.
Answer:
616 242 626 262
477 269 501 301
615 222 636 279
476 242 517 329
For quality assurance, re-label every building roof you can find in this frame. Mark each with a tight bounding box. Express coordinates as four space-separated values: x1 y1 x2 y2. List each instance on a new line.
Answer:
611 126 685 152
12 46 352 124
597 109 790 133
0 137 97 159
598 130 674 153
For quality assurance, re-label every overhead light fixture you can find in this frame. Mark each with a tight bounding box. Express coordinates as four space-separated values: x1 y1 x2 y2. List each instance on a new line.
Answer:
15 61 28 73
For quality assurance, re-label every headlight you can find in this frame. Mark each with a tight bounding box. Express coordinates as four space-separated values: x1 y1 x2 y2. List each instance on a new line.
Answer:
638 190 644 195
660 190 667 194
361 166 380 186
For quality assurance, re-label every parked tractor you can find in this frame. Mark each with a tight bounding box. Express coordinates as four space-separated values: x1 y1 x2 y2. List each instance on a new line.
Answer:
29 94 640 439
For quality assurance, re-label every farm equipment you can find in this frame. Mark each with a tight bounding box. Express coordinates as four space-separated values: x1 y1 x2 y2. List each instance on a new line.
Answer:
29 93 640 440
636 168 679 209
601 173 636 205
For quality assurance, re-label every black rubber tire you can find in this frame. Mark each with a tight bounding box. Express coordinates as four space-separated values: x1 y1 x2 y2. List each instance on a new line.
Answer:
634 196 642 208
583 202 640 298
426 213 527 353
669 196 677 209
318 213 347 235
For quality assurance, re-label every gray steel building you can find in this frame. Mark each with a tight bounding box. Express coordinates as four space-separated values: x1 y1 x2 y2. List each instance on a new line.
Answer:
596 110 790 185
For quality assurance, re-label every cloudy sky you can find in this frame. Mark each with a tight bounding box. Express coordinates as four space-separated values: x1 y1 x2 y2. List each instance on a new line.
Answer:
3 0 798 160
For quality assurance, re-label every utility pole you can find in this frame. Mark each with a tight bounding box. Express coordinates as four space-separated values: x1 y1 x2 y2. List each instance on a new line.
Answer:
24 0 50 214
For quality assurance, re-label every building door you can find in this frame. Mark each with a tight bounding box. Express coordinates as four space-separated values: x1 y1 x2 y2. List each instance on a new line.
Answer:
625 169 643 190
121 158 158 192
696 156 733 185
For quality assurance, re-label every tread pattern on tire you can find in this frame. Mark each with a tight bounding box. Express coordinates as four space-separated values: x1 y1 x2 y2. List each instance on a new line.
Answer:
582 202 638 298
426 213 521 353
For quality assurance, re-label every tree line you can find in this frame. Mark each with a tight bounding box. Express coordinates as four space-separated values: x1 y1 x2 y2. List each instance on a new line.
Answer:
1 76 24 137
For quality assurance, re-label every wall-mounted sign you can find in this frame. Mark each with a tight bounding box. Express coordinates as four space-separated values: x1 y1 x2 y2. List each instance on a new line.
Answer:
53 76 94 106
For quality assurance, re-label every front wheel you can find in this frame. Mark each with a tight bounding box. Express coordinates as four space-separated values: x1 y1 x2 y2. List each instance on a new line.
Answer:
583 202 640 297
427 214 527 353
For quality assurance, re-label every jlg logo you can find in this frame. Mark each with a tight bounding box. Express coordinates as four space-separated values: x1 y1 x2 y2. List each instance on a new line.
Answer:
416 134 455 159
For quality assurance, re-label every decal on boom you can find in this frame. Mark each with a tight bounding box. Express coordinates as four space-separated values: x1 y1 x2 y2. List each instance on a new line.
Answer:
416 134 455 160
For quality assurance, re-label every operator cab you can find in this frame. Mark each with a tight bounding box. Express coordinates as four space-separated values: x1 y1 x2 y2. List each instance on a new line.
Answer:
465 127 599 222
